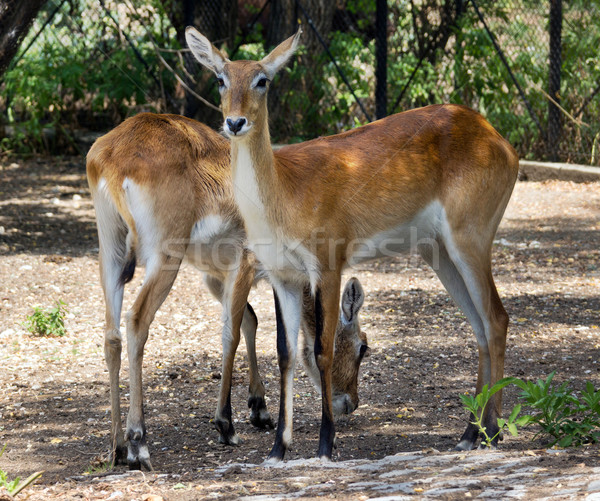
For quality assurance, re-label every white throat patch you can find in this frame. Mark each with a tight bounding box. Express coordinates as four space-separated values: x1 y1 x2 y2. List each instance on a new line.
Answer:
232 144 319 289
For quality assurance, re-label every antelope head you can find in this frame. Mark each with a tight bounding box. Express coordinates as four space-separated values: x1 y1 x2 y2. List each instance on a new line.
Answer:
301 278 370 416
185 26 301 138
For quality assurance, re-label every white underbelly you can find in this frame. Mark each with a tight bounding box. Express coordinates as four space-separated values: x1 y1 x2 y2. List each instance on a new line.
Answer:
244 216 319 287
347 200 444 265
185 214 245 275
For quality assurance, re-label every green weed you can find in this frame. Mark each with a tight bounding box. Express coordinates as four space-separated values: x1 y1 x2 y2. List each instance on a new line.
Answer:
460 378 529 448
0 445 43 497
462 373 600 448
24 301 68 337
84 457 112 476
513 372 600 447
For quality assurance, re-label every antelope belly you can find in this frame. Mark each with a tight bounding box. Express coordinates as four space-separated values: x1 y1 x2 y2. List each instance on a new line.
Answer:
347 200 444 265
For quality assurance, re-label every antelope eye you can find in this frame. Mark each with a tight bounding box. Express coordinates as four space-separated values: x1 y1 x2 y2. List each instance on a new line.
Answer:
255 77 268 88
216 77 225 88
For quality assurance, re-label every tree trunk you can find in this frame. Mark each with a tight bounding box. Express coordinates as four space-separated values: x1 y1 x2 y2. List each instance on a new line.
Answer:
266 0 335 55
164 0 238 124
266 0 336 140
548 0 562 161
0 0 47 77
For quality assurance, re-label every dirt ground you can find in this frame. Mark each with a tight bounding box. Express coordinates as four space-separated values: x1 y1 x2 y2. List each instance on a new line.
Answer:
0 156 599 499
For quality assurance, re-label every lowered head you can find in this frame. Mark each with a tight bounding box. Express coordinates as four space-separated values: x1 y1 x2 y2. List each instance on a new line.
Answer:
301 277 370 416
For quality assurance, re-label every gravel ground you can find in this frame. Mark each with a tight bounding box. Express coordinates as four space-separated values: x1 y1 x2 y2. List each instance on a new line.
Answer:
0 156 599 499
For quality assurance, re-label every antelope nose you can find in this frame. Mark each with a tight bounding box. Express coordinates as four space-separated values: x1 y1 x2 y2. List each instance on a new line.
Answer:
226 117 246 135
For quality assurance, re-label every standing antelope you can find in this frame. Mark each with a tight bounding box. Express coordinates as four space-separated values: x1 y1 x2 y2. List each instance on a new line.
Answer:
86 112 369 470
185 27 519 461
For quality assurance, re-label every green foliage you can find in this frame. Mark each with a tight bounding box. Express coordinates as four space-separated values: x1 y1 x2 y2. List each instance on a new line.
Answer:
274 31 375 142
1 0 178 154
0 445 43 496
0 468 21 496
24 300 68 337
449 4 548 157
84 458 112 475
513 372 600 447
462 373 600 449
3 1 600 161
459 378 529 448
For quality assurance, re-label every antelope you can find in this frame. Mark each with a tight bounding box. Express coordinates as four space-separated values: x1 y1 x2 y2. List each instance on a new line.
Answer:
86 112 369 470
185 27 519 461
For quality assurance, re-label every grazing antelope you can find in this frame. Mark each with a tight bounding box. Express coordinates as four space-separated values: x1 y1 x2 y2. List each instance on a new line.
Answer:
86 112 369 470
185 27 519 460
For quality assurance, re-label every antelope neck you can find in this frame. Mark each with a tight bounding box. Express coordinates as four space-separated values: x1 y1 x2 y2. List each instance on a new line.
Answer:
230 122 283 227
230 123 319 288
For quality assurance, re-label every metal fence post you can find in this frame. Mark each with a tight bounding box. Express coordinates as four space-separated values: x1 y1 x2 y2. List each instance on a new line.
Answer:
375 0 387 119
548 0 562 161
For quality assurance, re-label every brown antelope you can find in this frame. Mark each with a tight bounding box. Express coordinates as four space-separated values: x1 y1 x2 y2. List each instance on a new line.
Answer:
86 112 369 470
185 27 519 460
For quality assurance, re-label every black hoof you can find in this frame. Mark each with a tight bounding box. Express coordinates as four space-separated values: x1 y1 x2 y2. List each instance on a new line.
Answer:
454 439 476 451
455 420 480 451
317 444 334 460
218 433 242 446
126 429 153 471
250 409 274 429
214 417 241 446
126 449 153 471
128 458 141 471
248 396 274 429
267 442 286 462
110 444 128 467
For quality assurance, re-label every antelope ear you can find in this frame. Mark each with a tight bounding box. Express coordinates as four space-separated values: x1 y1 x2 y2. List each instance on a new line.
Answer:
185 26 229 74
341 277 365 324
260 29 302 79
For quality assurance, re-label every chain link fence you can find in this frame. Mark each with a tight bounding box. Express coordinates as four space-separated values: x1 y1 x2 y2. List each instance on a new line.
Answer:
0 0 47 74
313 0 599 165
2 0 599 165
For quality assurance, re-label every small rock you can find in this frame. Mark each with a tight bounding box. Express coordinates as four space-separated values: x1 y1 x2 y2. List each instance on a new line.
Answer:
221 465 243 477
588 480 600 492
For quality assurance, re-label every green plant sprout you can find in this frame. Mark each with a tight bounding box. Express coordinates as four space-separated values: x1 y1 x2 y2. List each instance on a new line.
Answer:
23 300 68 337
460 378 529 448
461 373 600 449
512 372 600 447
84 457 112 476
0 445 44 497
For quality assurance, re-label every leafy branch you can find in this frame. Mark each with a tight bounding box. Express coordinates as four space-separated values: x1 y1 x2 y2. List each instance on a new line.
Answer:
462 373 600 448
